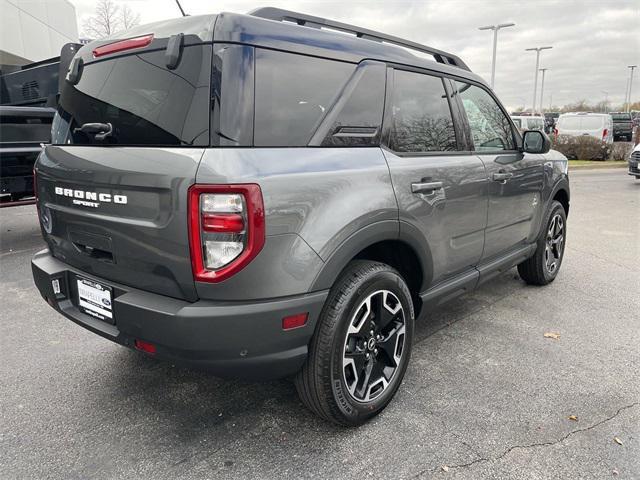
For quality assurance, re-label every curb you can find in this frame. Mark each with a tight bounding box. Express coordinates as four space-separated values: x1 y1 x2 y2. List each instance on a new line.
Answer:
568 163 628 170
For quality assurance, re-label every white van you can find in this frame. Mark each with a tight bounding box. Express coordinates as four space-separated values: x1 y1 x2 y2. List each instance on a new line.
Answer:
511 115 545 133
555 113 613 144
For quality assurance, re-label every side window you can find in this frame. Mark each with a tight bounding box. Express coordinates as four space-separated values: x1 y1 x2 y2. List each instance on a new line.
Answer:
455 81 515 151
389 70 457 153
254 49 352 147
320 62 386 147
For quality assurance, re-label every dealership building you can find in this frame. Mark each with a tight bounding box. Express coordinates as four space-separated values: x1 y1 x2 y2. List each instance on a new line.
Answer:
0 0 79 69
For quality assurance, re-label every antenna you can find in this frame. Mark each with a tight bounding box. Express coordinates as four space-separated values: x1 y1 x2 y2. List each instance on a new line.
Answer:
174 0 187 17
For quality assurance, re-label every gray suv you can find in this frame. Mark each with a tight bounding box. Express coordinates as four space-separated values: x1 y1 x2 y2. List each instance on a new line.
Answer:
31 8 570 426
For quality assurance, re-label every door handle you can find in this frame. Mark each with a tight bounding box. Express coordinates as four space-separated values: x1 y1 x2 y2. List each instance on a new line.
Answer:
492 172 513 182
411 181 443 194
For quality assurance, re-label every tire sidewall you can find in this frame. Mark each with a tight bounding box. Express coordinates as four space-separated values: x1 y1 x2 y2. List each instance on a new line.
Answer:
328 270 414 424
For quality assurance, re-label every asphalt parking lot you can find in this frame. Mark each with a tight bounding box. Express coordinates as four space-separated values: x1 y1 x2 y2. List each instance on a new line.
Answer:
1 168 638 479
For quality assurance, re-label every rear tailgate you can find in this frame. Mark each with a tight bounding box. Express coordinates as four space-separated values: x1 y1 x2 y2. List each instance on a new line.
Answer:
35 16 216 301
37 146 203 301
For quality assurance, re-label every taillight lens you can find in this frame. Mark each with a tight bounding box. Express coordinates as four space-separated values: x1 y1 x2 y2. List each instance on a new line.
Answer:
553 127 558 138
602 128 608 141
188 184 265 283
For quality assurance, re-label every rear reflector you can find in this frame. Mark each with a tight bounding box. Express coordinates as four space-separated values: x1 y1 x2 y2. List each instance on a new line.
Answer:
134 339 156 354
282 313 308 330
93 34 154 58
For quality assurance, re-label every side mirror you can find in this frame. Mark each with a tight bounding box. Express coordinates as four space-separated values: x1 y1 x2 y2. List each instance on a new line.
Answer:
522 130 550 154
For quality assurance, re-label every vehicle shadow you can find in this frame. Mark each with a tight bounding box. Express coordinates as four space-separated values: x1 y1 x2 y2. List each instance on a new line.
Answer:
91 269 525 439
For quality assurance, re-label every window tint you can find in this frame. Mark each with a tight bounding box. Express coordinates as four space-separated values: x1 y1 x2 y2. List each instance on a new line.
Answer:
320 63 385 147
389 70 457 153
0 113 53 143
455 82 515 151
611 113 631 121
211 44 254 147
254 50 352 147
54 45 211 146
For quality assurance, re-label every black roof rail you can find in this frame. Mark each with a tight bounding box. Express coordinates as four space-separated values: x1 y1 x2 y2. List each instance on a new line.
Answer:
249 7 471 72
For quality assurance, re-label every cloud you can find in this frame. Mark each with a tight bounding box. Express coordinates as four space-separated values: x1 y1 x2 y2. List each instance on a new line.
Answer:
69 0 639 109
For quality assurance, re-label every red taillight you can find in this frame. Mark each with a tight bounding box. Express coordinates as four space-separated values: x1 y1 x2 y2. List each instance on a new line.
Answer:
602 128 608 141
282 313 309 330
202 213 244 233
93 34 154 58
553 127 558 138
134 339 156 354
188 184 265 283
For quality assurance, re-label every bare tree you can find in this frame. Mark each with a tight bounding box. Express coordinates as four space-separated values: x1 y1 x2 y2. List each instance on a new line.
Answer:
120 4 141 31
82 0 141 39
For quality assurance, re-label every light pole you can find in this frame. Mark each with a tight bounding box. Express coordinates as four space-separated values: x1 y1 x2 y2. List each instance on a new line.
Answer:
525 46 553 114
626 65 637 112
478 23 516 89
602 91 609 113
539 68 548 114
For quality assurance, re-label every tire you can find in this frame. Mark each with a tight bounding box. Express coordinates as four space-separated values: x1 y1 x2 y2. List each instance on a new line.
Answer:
518 200 567 286
295 260 415 426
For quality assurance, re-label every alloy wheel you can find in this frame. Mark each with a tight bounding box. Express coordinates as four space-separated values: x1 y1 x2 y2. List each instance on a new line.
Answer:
545 213 564 274
342 290 406 403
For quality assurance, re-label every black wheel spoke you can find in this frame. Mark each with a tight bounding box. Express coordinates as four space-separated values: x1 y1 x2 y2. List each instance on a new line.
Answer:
371 292 395 330
378 323 402 366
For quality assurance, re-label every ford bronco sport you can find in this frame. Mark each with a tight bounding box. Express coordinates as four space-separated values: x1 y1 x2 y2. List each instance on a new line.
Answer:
31 8 570 426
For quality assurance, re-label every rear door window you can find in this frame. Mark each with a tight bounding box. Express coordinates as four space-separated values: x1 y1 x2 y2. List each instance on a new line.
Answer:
53 44 212 146
455 81 515 151
254 49 353 147
389 70 457 153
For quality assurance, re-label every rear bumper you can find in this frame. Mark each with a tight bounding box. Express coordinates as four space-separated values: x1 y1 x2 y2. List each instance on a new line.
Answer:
31 249 328 380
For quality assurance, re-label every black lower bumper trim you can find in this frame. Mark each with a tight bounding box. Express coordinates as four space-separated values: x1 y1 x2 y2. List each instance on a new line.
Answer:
31 249 328 380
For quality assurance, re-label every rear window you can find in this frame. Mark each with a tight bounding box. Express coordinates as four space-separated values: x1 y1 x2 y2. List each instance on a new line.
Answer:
52 45 212 146
0 111 53 144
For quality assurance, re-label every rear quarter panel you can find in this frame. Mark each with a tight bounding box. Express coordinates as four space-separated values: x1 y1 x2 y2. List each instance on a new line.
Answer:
195 147 398 300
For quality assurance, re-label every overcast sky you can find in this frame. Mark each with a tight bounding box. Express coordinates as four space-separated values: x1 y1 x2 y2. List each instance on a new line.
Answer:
70 0 639 111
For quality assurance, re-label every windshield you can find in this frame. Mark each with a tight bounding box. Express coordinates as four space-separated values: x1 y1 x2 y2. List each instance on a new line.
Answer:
527 118 544 130
52 45 211 146
611 113 631 121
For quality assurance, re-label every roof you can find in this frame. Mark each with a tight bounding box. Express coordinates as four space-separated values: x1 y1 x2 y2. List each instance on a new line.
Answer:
74 8 485 85
214 10 484 84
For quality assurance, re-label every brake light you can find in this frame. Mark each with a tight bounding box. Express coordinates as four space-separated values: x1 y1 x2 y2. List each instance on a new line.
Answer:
93 34 154 58
553 127 558 139
602 128 608 141
188 184 265 283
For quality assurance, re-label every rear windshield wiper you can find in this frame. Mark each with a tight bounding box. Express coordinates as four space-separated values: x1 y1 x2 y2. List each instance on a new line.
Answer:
73 122 113 141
